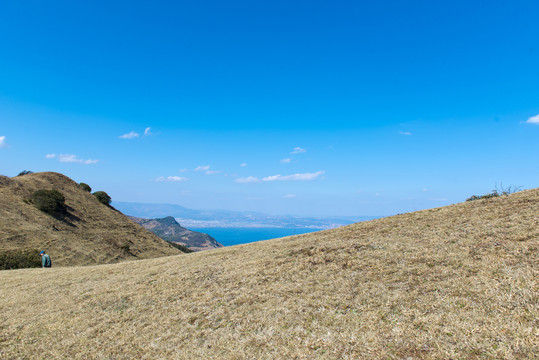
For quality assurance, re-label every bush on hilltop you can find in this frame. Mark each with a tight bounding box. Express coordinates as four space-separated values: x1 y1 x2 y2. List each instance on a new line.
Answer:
466 184 522 202
93 191 112 205
79 183 92 192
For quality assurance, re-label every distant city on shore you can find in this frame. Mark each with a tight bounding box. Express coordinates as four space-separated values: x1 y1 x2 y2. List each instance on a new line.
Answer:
114 201 380 230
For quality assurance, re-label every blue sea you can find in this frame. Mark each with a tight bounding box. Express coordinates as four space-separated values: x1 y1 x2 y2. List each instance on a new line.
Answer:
190 227 322 247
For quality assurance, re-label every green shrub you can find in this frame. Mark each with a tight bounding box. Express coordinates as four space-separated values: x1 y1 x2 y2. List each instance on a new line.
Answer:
32 189 67 216
466 192 500 201
0 249 41 270
17 170 33 176
466 184 522 202
93 191 112 205
79 183 92 192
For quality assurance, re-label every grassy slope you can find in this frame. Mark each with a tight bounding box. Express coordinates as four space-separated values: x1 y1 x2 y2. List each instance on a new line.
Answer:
0 189 537 359
0 172 180 266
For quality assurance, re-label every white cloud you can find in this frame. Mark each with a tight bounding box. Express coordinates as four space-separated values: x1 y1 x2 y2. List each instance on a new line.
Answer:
262 174 282 181
234 176 260 184
46 153 96 164
262 171 325 182
0 136 8 148
119 131 140 139
58 154 98 164
526 114 539 124
240 163 248 167
422 188 429 192
399 131 412 136
283 194 296 198
291 147 306 154
155 176 189 182
119 127 155 139
235 171 325 184
194 165 220 175
280 158 292 164
194 165 210 172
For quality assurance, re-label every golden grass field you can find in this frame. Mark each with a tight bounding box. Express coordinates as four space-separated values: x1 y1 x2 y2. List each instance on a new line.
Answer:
1 188 538 359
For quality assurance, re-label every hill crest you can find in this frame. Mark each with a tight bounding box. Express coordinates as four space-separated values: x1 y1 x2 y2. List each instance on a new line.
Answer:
0 171 180 266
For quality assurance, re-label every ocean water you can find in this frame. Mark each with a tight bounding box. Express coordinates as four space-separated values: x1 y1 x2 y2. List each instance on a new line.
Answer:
190 227 321 247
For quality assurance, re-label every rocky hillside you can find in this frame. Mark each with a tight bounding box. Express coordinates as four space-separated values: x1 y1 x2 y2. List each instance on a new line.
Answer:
0 172 180 266
130 216 223 251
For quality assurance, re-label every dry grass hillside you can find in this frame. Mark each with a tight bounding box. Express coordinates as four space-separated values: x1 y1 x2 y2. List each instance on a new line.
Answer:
0 172 180 266
0 188 537 359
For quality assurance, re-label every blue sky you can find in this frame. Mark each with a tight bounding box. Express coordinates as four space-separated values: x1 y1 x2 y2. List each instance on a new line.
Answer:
1 0 538 216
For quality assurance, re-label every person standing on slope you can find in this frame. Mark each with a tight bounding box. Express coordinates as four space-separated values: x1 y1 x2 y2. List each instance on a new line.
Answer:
40 251 51 268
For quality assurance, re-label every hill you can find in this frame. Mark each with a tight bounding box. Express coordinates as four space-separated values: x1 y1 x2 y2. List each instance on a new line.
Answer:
0 172 180 266
0 188 537 358
129 216 223 251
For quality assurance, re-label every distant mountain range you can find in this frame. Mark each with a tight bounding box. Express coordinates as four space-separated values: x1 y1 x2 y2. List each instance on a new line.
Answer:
114 201 380 229
129 216 223 251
